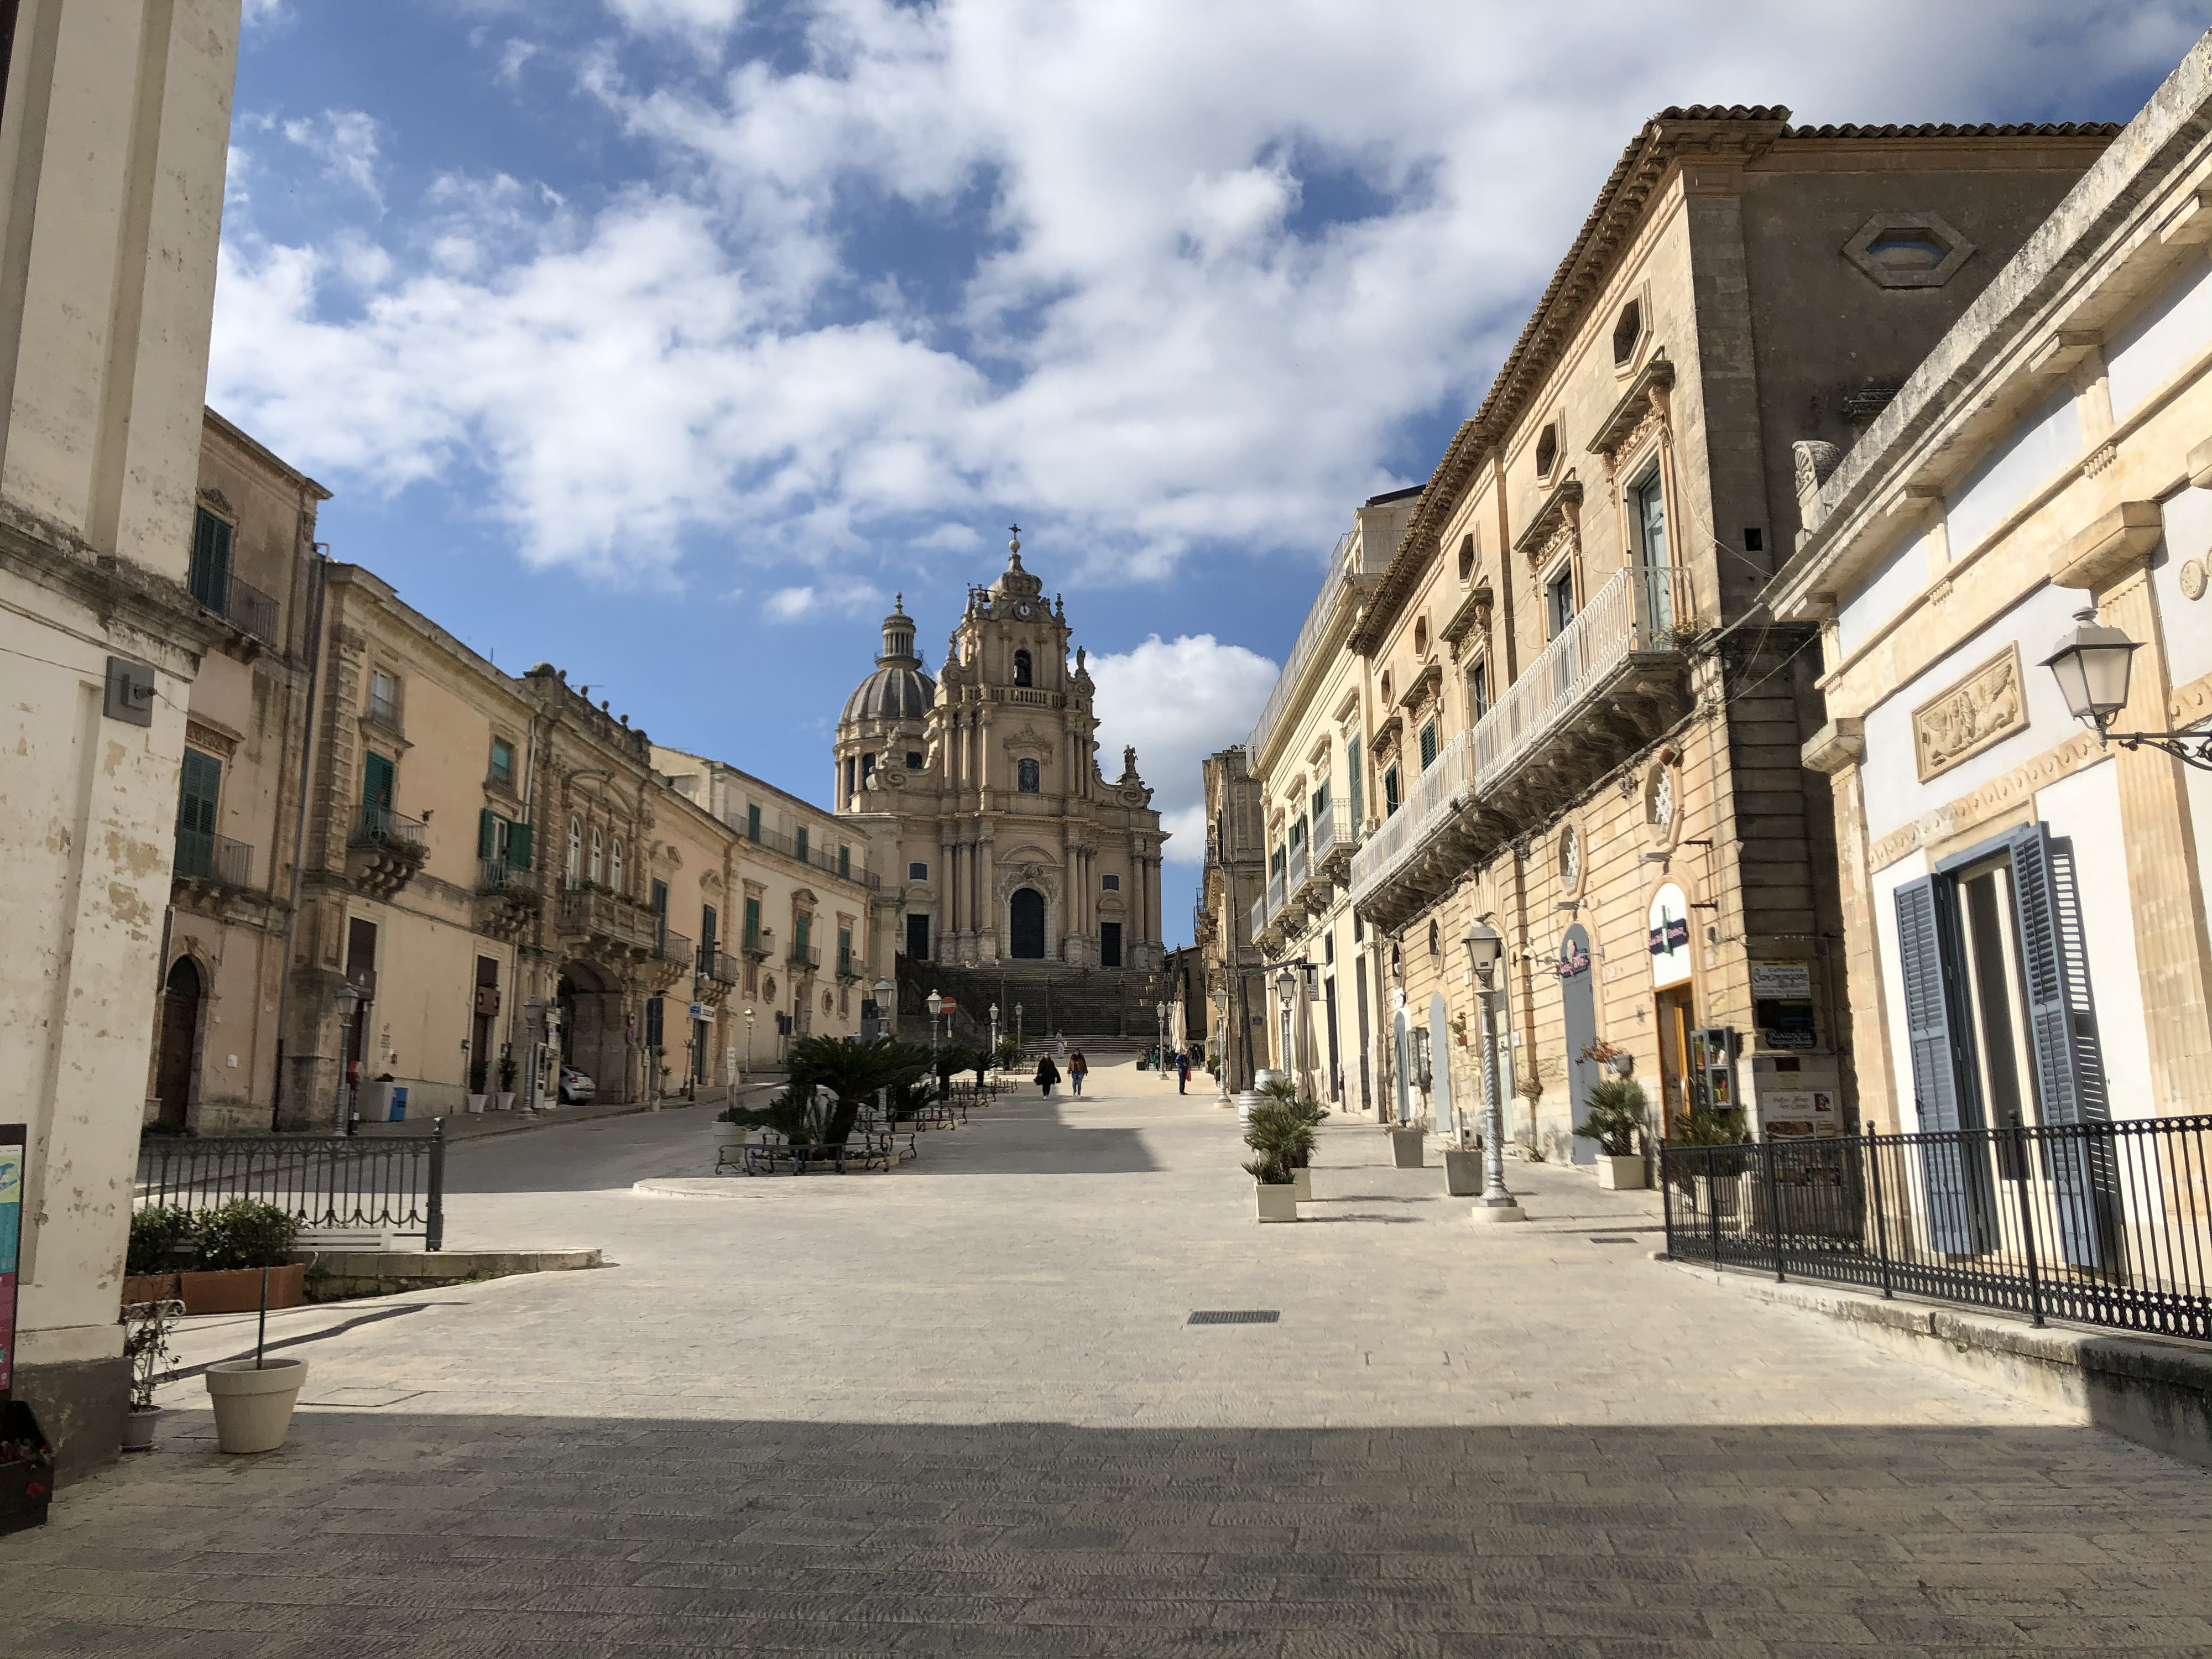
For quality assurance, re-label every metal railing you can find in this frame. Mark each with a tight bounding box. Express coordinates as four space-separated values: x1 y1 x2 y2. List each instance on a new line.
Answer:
740 821 878 890
789 943 822 969
174 828 253 887
225 577 281 649
136 1126 445 1251
351 803 427 851
698 947 740 985
1472 564 1692 786
741 926 774 959
1246 530 1357 766
1266 868 1286 917
1286 836 1308 893
478 859 539 893
1347 728 1475 902
653 926 692 965
1662 1117 2212 1342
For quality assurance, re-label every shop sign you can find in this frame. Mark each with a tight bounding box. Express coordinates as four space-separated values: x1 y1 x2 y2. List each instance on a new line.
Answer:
0 1126 22 1395
1751 960 1817 1051
1759 1089 1839 1141
1556 935 1590 980
1647 884 1692 989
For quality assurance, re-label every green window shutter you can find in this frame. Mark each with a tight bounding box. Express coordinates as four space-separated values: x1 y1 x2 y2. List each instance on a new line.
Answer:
508 821 533 870
838 843 850 879
1420 722 1437 769
838 926 852 974
1383 766 1399 816
747 804 761 841
744 896 760 947
2005 825 2117 1268
362 752 395 808
478 808 497 860
795 826 809 864
176 749 221 880
1346 737 1363 826
189 509 231 613
796 914 810 954
1893 876 1994 1254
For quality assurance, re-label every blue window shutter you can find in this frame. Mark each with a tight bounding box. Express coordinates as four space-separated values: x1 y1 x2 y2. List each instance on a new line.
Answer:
2006 824 2117 1268
1893 875 1994 1254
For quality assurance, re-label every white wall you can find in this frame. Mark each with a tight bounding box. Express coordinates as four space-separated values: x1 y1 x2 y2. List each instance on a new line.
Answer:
1943 386 2081 562
1836 521 1932 662
1867 849 1928 1133
2106 251 2212 422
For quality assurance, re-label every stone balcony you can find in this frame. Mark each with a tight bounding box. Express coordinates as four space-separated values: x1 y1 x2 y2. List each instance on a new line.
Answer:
1349 565 1698 935
556 886 658 972
347 805 427 900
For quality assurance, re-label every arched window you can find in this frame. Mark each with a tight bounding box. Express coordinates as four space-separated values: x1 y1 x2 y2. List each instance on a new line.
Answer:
1013 649 1032 687
1017 758 1041 794
611 839 624 892
590 827 603 884
567 820 582 884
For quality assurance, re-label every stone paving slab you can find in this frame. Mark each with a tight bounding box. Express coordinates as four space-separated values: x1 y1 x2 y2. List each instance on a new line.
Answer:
6 1056 2210 1655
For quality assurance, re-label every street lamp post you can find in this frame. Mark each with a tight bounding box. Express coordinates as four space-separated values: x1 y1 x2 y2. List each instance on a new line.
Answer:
1015 1003 1024 1053
1211 984 1230 1105
989 1001 1000 1071
1155 1000 1167 1076
1461 922 1525 1224
873 977 891 1042
926 989 943 1052
743 1006 755 1082
1274 967 1297 1083
332 982 361 1136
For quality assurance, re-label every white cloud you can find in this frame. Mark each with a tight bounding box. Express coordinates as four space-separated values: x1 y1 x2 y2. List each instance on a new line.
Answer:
765 581 885 620
1087 634 1280 864
281 110 385 208
211 1 2204 593
241 0 289 27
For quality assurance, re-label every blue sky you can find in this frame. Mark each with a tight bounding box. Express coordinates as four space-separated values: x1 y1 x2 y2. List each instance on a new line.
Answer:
214 0 2201 945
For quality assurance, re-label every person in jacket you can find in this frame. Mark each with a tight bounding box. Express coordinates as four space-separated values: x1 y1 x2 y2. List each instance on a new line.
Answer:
1035 1053 1061 1097
1068 1050 1088 1097
1175 1048 1191 1093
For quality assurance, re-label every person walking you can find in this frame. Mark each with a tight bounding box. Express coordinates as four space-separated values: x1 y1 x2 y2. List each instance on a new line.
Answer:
1034 1052 1061 1098
1175 1048 1191 1094
1068 1049 1088 1097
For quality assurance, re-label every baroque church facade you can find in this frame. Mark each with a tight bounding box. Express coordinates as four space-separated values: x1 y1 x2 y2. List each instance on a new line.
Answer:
834 537 1166 978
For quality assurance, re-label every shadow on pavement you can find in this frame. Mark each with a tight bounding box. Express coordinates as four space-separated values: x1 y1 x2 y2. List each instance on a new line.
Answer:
6 1415 2200 1658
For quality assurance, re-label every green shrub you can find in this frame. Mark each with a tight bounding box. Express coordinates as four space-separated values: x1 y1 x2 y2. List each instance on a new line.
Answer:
126 1207 195 1276
192 1199 299 1270
1241 1098 1316 1184
1671 1105 1754 1176
1573 1077 1650 1157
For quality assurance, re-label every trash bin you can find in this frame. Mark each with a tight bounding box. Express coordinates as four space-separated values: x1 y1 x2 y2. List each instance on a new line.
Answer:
360 1083 408 1122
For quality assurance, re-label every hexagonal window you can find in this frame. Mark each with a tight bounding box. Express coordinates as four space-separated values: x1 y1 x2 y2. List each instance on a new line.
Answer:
1844 211 1975 290
1535 423 1559 478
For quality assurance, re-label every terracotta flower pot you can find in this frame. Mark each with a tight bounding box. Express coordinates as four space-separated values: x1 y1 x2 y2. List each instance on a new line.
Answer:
180 1264 305 1318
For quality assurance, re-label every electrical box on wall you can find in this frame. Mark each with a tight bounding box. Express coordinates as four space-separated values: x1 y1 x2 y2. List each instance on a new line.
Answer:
104 657 154 727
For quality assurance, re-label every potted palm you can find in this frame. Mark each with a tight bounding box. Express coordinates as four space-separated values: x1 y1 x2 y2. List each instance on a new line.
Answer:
1672 1106 1754 1217
466 1057 489 1114
1575 1077 1652 1190
495 1052 518 1112
1258 1078 1326 1200
1243 1097 1313 1223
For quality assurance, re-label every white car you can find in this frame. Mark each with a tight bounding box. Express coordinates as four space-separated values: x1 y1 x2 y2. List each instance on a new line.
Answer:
558 1066 595 1104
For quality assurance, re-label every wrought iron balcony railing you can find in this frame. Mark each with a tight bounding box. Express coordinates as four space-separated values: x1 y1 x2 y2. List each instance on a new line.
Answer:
788 943 822 970
477 859 539 894
698 948 741 986
226 577 280 648
653 927 692 965
351 804 427 851
174 828 253 887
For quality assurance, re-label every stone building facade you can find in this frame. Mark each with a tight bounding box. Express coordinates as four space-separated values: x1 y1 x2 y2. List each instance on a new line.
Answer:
1339 109 2119 1167
1196 744 1266 1088
0 0 243 1473
833 540 1167 1014
1778 38 2212 1146
148 411 330 1136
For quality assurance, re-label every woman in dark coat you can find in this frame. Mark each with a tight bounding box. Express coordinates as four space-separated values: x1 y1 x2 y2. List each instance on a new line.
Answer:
1034 1054 1061 1097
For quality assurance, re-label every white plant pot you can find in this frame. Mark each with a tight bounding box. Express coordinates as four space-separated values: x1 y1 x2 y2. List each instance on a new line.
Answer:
466 1094 488 1114
1254 1182 1299 1223
1291 1166 1312 1202
205 1358 309 1455
1391 1128 1425 1169
1598 1154 1645 1191
496 1093 515 1112
120 1406 161 1453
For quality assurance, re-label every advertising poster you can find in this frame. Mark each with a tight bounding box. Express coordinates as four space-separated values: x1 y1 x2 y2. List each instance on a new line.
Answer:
0 1127 23 1397
1759 1089 1839 1141
1750 960 1818 1051
1647 884 1692 989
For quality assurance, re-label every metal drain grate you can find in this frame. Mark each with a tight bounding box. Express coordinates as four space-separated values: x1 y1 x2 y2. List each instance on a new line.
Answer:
1587 1236 1640 1244
1187 1310 1280 1325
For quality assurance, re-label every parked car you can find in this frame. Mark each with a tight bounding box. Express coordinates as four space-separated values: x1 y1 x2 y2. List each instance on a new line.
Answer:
558 1066 594 1104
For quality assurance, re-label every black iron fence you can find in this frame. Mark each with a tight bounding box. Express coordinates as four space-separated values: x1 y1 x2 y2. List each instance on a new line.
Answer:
1662 1118 2212 1342
136 1125 445 1250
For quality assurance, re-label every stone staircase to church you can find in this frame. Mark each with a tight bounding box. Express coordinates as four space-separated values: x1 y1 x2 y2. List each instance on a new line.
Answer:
891 957 1165 1042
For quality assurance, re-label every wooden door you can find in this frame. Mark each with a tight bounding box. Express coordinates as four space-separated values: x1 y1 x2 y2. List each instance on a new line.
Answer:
155 958 201 1127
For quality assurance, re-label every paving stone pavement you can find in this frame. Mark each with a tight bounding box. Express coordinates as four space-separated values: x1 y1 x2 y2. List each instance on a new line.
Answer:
7 1055 2210 1657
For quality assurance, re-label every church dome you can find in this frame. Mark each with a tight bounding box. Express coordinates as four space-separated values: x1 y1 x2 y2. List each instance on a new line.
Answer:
840 594 936 726
841 662 935 724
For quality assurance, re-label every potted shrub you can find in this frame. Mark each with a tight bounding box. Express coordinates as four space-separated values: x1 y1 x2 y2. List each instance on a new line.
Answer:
495 1052 518 1112
117 1295 183 1452
1258 1079 1326 1200
122 1206 194 1305
1575 1077 1651 1190
466 1057 489 1114
1671 1107 1754 1217
1243 1097 1313 1223
181 1201 304 1316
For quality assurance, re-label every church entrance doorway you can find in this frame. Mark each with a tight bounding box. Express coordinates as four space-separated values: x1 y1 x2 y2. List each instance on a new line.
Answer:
155 956 201 1129
1009 888 1046 959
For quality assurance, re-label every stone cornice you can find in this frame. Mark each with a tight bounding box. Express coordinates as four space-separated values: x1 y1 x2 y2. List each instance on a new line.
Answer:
0 500 227 671
1511 476 1584 558
1587 352 1676 457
